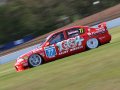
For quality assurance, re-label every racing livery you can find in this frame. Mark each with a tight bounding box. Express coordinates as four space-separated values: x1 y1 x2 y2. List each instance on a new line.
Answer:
15 22 111 72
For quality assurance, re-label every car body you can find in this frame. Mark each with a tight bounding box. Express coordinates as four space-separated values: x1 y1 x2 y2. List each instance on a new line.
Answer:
15 22 111 72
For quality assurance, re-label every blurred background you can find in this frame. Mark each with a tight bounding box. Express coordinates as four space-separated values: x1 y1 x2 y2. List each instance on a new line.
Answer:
0 0 120 48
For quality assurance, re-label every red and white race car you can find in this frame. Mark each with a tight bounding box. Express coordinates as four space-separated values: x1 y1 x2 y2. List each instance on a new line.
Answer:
15 22 111 72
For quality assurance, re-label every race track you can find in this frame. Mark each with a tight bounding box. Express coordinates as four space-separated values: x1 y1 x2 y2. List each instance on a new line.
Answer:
0 26 120 90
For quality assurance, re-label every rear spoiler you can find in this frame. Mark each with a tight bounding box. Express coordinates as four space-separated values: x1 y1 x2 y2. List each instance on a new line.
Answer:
98 22 107 30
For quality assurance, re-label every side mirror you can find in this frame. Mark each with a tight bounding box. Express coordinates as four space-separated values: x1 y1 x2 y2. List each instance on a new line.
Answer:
45 42 50 46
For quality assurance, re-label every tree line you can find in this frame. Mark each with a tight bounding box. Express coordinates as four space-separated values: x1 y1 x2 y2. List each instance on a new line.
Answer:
0 0 119 44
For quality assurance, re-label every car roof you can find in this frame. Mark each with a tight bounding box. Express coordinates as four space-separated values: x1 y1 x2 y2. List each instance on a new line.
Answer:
52 25 87 35
45 25 89 41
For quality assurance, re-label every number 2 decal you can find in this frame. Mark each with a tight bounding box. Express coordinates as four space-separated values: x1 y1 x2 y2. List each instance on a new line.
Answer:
45 46 57 58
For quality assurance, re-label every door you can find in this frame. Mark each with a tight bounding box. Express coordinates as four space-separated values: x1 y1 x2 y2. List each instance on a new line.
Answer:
65 27 86 54
44 32 66 61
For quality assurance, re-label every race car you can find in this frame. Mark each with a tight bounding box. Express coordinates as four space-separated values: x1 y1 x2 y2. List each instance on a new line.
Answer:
15 22 111 72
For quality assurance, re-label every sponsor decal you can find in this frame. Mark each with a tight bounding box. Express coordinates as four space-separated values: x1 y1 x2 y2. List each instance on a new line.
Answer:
45 46 57 58
56 36 84 55
68 30 79 35
87 28 106 37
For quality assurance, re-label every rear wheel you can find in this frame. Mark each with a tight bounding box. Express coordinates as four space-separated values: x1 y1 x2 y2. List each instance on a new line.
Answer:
86 38 99 49
28 54 43 68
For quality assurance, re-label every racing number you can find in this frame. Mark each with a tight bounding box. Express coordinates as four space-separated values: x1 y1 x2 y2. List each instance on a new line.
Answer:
79 28 84 34
45 46 57 58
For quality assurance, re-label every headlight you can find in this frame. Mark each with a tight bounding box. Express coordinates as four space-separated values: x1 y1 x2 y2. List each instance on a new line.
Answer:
23 56 29 60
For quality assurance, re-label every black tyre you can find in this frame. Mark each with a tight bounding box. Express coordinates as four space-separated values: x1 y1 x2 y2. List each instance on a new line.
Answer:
86 38 99 49
28 54 43 68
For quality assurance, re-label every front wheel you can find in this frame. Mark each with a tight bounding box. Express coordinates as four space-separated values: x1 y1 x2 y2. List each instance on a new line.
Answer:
86 38 99 49
28 54 43 68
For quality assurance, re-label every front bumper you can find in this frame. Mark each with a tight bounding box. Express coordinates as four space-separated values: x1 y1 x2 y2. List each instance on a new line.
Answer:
15 60 29 72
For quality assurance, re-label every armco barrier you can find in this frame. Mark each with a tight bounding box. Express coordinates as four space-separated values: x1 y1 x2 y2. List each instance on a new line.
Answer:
0 44 39 64
93 17 120 28
0 17 120 64
0 35 34 52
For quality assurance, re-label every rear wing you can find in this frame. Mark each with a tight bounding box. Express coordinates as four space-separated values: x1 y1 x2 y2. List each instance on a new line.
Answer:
98 22 107 30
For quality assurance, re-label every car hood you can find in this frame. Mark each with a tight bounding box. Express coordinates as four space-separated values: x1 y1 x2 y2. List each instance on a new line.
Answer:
17 47 43 60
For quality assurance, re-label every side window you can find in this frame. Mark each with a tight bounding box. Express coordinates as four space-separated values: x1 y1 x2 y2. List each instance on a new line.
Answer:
49 32 65 45
66 28 85 38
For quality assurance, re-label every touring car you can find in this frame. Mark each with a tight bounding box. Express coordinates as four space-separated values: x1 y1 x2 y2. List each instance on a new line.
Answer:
15 22 111 72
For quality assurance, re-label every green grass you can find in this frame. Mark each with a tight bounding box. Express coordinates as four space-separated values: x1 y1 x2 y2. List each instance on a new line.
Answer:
0 26 120 90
